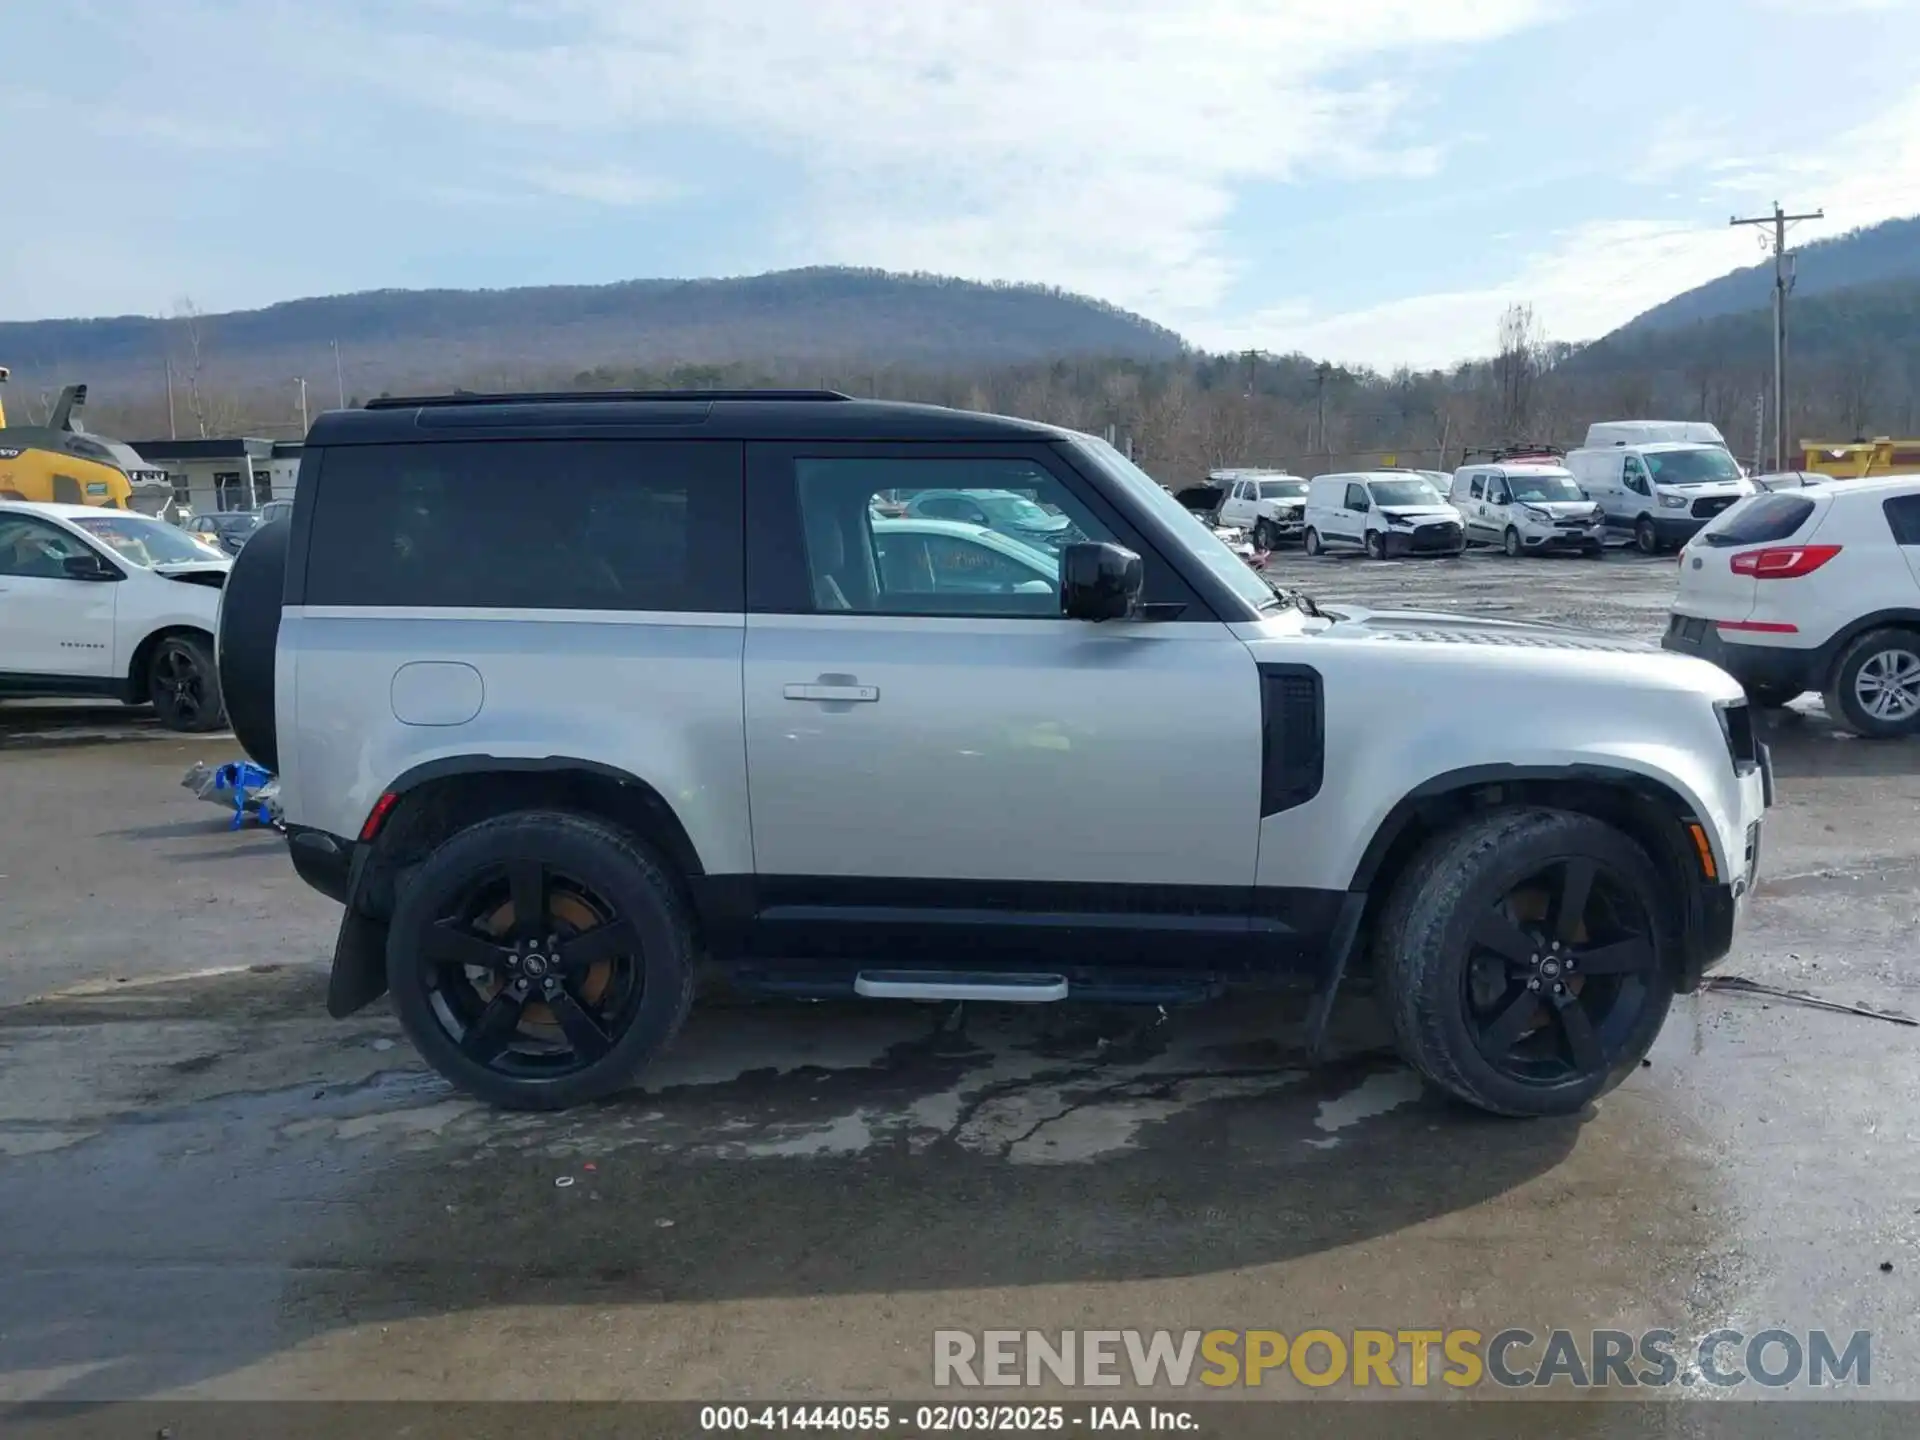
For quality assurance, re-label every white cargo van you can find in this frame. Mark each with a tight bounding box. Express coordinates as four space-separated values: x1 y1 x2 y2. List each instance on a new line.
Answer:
1449 462 1607 557
1303 472 1464 558
1583 420 1731 450
1567 442 1754 554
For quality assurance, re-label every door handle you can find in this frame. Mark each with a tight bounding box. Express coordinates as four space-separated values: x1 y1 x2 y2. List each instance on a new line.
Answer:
784 683 879 703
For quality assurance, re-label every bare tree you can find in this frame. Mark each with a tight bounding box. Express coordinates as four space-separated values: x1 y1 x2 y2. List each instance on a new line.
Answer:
171 297 243 438
1492 303 1543 439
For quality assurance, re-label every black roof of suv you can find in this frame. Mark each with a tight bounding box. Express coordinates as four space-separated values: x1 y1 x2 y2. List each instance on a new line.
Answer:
306 390 1071 447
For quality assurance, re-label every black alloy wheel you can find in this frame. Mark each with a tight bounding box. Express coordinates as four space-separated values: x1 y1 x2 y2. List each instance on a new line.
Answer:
149 635 226 732
1460 855 1660 1087
388 812 695 1109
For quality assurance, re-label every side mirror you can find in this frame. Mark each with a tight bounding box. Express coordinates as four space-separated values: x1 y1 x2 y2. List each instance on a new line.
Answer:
1060 541 1143 622
62 552 122 582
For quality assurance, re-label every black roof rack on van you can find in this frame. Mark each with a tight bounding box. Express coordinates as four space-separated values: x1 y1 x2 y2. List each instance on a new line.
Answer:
1461 442 1566 464
363 389 853 410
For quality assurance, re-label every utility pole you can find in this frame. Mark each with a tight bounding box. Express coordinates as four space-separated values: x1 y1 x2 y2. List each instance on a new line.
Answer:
331 339 346 409
296 377 309 434
1752 391 1766 475
1314 362 1331 455
165 358 177 440
1731 201 1823 472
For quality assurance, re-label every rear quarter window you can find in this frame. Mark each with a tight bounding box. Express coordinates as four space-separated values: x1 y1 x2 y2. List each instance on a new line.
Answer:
303 439 744 610
1701 493 1815 547
1883 494 1920 546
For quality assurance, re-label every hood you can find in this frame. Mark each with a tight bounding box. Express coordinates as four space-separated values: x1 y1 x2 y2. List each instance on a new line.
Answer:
1377 506 1460 523
1660 478 1751 495
1315 605 1654 653
1515 499 1602 517
1010 512 1072 534
1260 496 1306 511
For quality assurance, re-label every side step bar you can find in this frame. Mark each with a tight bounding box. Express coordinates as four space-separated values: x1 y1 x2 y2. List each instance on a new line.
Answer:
854 970 1068 1003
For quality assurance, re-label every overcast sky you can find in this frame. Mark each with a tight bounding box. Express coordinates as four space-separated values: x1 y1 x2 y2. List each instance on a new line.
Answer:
3 0 1918 368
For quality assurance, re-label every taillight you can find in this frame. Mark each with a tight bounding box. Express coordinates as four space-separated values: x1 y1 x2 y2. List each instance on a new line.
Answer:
1729 544 1841 579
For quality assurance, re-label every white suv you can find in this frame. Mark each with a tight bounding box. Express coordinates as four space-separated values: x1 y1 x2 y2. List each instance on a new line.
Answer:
1664 476 1920 735
220 391 1769 1118
0 500 230 730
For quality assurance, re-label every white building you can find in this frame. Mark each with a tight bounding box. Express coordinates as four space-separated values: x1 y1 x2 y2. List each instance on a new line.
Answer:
132 438 303 516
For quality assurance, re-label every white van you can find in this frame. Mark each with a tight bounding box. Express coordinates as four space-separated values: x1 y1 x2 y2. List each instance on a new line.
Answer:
1584 420 1730 450
1566 442 1754 554
1448 463 1607 557
1303 472 1464 558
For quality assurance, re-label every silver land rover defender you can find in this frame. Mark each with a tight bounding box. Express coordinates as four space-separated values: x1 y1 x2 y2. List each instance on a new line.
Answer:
219 390 1769 1116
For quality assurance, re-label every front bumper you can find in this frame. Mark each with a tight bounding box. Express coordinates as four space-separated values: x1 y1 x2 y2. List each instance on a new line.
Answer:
1383 523 1464 556
1519 523 1606 550
1662 615 1823 695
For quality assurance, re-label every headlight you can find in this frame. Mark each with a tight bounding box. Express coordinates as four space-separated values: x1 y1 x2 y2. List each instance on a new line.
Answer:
1520 505 1551 521
1658 493 1689 509
1387 516 1413 528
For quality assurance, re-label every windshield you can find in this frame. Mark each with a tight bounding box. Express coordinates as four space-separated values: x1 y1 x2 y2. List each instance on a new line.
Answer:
1257 480 1307 499
1368 479 1444 507
211 514 261 536
980 493 1067 528
1646 447 1741 486
1066 435 1278 613
1507 473 1585 503
71 514 226 567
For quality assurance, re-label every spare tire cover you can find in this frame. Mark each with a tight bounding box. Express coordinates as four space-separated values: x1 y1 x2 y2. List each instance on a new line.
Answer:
217 519 287 773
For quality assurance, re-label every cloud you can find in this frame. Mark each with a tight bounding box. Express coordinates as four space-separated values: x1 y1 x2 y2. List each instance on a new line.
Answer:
530 167 687 207
1209 78 1920 368
174 0 1558 319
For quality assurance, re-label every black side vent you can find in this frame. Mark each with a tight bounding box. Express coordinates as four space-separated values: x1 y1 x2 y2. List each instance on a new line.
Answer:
1718 699 1758 772
1258 664 1325 816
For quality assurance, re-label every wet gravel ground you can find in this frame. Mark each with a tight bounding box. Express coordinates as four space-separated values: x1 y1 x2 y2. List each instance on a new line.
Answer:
3 549 1920 1429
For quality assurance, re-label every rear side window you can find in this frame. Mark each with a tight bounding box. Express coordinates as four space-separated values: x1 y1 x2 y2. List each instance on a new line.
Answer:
1884 494 1920 546
303 440 743 610
1701 493 1815 547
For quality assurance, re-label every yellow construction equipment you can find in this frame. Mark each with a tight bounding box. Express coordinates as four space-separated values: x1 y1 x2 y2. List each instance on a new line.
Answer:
1801 437 1920 480
0 370 173 513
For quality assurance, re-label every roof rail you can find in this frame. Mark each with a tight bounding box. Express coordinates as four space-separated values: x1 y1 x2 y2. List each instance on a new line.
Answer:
363 388 853 411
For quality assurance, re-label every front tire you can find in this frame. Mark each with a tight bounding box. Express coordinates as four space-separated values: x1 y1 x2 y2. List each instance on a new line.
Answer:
1304 527 1324 556
1634 516 1660 555
1375 808 1673 1118
1583 543 1605 559
1503 526 1523 558
148 634 226 732
1826 628 1920 738
1254 518 1277 550
1364 530 1386 560
387 810 696 1110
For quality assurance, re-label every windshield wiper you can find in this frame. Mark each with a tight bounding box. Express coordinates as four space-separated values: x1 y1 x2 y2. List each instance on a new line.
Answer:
1261 577 1326 618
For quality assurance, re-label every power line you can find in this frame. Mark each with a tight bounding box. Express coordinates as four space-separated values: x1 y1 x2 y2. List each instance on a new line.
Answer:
1730 200 1824 472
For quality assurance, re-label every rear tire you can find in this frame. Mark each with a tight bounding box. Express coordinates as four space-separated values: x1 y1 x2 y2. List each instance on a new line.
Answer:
1825 628 1920 738
1375 808 1673 1118
387 811 697 1110
148 634 226 733
1745 683 1802 709
1634 516 1660 555
1503 526 1523 558
1304 527 1324 557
